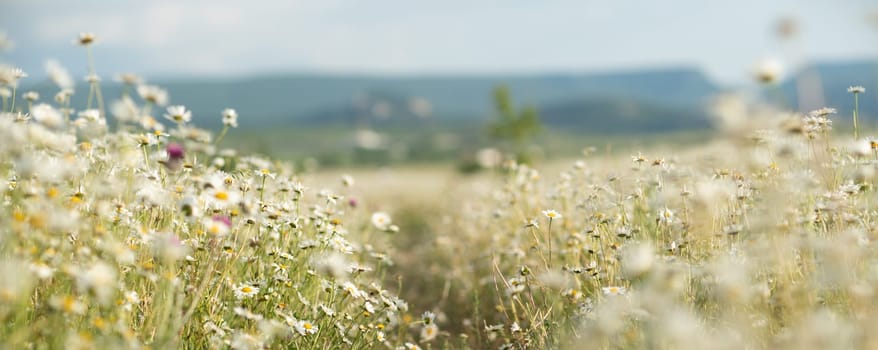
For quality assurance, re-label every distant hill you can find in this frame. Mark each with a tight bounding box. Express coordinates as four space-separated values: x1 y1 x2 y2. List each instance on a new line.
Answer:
23 67 716 126
21 60 878 133
540 97 712 133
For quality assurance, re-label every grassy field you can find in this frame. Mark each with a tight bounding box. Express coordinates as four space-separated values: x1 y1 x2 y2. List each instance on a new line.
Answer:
4 38 878 349
223 125 715 170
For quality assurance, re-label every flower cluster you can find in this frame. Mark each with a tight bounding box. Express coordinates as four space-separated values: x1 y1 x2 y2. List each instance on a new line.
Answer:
0 34 434 349
401 91 878 349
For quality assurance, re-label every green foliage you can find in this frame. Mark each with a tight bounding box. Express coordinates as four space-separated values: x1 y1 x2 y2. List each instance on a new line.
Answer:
488 85 542 162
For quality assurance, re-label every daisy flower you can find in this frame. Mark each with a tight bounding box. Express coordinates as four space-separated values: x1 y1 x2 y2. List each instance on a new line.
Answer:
602 286 627 296
657 207 675 225
137 84 169 106
164 105 192 124
422 311 436 325
76 262 117 305
49 295 86 314
222 108 238 128
371 212 392 230
77 32 96 46
116 73 143 85
233 283 260 300
420 323 439 342
23 91 39 102
293 319 318 336
542 209 562 220
753 57 783 84
203 217 231 236
204 186 240 210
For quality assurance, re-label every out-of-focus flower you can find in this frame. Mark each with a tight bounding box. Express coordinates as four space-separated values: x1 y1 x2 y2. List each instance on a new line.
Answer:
164 105 192 124
137 85 169 106
753 58 783 84
371 212 392 230
45 60 74 90
222 108 238 128
76 32 96 46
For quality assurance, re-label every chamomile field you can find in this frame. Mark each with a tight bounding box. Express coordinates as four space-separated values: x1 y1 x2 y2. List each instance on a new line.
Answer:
2 26 878 350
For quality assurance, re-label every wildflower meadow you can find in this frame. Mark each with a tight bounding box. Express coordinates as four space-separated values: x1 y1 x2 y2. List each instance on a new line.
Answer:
2 32 878 350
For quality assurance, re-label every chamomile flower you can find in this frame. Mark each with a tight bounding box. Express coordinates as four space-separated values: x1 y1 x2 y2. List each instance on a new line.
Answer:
77 109 101 122
602 286 627 296
204 186 241 210
49 295 86 314
121 290 140 312
341 281 367 299
29 262 55 280
510 322 523 333
341 174 354 187
420 323 439 342
137 85 169 106
203 216 231 236
45 60 74 90
140 115 165 131
76 32 96 46
293 319 318 336
0 65 26 87
753 58 783 84
30 104 64 129
371 212 392 230
233 283 260 300
542 209 562 220
657 207 676 225
75 262 117 305
164 105 192 124
222 108 238 127
116 73 143 85
422 311 436 325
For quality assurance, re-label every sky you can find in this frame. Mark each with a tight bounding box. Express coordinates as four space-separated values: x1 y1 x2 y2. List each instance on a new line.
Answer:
1 0 876 85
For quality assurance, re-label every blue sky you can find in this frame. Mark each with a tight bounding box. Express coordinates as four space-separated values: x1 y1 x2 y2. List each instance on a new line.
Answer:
1 0 876 84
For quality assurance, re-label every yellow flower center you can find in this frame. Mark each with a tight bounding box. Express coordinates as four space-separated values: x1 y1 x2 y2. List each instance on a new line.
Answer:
62 296 77 312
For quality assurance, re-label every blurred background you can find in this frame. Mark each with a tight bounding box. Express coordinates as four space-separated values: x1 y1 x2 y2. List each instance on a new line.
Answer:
2 0 877 169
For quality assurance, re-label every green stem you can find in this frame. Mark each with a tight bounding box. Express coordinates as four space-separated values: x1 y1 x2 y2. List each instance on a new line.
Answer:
95 81 106 118
63 96 71 125
260 176 266 203
9 86 15 113
854 93 860 139
86 46 106 117
87 82 95 110
215 125 229 145
142 145 151 169
547 218 553 269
